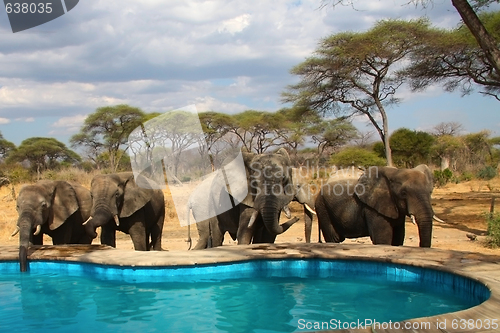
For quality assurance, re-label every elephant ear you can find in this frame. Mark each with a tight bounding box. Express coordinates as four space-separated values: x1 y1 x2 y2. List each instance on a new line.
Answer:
119 173 153 218
413 164 434 193
49 181 80 230
68 181 92 221
213 150 255 208
355 167 399 219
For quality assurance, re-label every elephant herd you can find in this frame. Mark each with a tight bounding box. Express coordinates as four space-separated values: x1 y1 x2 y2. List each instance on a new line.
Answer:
12 148 441 272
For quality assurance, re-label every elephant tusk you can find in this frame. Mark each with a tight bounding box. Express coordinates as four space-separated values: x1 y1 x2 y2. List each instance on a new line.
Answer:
283 205 292 219
433 215 445 223
33 225 41 236
114 215 120 227
410 215 416 225
248 211 259 228
82 216 92 225
11 226 20 237
305 203 317 215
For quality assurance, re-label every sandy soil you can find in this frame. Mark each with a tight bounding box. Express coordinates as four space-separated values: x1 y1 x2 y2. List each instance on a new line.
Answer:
1 177 500 255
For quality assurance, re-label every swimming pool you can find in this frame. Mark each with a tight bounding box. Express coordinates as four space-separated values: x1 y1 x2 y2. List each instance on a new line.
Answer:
0 243 500 333
0 257 491 332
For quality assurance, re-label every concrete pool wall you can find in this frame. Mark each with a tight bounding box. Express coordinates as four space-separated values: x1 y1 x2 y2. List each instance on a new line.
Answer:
0 243 499 333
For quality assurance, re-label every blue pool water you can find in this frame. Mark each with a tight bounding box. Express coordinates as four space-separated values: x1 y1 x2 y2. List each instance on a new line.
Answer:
0 259 490 332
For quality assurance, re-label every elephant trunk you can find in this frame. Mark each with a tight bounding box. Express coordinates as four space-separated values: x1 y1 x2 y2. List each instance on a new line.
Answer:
258 195 298 235
409 199 433 248
85 208 113 239
17 214 33 272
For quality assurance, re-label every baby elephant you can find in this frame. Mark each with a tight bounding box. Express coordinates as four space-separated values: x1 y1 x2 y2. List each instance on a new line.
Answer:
13 180 93 272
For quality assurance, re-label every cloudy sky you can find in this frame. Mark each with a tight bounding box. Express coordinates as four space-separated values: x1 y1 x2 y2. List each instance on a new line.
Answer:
0 0 499 147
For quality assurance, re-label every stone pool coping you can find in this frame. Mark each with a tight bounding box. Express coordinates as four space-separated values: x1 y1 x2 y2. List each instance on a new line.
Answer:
1 243 499 333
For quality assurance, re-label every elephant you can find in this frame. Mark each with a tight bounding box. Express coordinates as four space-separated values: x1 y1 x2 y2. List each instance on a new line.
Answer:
13 180 93 272
315 164 436 247
83 172 165 251
289 167 318 243
186 148 302 250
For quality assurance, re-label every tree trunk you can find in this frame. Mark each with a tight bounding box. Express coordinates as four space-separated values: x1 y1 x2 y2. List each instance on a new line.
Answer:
451 0 500 79
441 156 450 171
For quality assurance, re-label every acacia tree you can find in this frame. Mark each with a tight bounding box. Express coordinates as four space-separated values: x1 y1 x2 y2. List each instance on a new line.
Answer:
308 118 358 167
323 0 500 100
71 104 146 171
406 10 500 99
284 19 436 166
198 111 235 170
7 137 80 178
231 110 292 153
0 132 15 160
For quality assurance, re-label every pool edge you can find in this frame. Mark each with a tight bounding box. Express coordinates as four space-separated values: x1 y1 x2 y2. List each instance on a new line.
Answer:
1 242 499 333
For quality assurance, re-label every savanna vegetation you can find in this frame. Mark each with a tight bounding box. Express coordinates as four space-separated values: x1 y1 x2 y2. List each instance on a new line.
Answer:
1 5 500 187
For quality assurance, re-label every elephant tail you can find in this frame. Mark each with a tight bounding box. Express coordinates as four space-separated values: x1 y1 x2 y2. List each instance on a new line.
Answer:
186 205 192 250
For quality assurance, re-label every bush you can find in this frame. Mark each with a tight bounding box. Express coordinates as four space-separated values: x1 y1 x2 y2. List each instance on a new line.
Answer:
433 168 453 187
330 147 386 168
2 164 32 184
477 166 497 180
485 213 500 248
459 171 474 182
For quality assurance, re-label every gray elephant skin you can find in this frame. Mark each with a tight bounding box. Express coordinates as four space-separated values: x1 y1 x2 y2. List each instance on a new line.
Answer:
84 172 165 251
187 148 301 249
14 180 93 272
315 165 434 247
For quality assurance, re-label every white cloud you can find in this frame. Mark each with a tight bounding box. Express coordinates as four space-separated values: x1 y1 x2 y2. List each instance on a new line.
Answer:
51 114 87 128
194 96 248 114
1 0 499 144
0 118 10 124
218 14 251 35
14 117 35 122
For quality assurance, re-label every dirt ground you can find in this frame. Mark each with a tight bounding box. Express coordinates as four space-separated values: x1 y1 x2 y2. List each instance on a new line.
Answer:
1 177 500 255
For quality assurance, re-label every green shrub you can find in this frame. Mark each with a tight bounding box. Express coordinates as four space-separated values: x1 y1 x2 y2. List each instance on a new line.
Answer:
477 166 497 180
433 168 453 187
460 171 474 182
3 165 32 184
486 213 500 248
330 147 386 168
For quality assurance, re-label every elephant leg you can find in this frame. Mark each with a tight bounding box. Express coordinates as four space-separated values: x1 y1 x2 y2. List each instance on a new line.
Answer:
392 224 405 246
304 207 313 243
101 224 116 248
255 227 277 243
149 214 164 251
128 221 148 251
209 219 225 247
315 204 344 243
237 207 256 245
366 212 393 245
193 219 210 250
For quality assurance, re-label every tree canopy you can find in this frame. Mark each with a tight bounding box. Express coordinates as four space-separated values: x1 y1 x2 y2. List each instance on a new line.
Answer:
70 104 146 171
7 137 80 177
283 19 437 166
406 10 500 99
0 131 15 160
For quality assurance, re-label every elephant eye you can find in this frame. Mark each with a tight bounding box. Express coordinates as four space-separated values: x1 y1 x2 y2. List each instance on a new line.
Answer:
400 189 407 198
41 201 47 208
